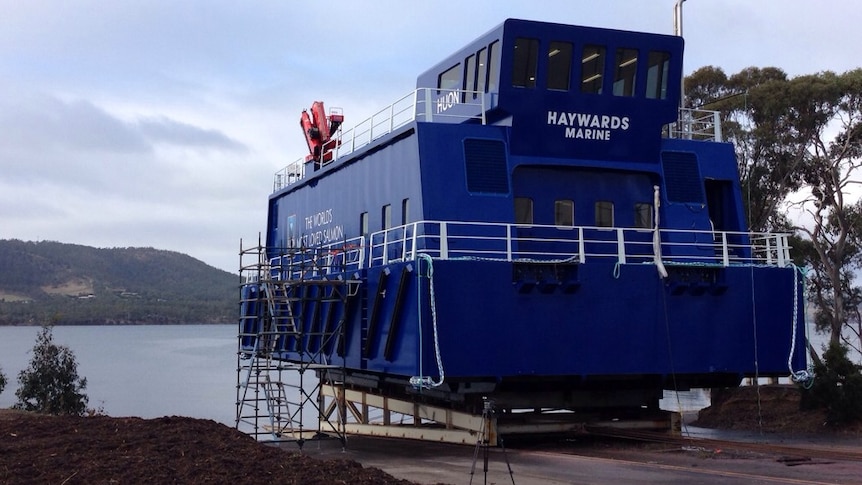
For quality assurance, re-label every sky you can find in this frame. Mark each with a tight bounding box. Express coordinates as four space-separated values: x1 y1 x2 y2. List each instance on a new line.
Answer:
1 0 860 273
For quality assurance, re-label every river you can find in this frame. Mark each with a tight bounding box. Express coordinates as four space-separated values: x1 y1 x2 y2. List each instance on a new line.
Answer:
0 322 844 427
0 324 236 425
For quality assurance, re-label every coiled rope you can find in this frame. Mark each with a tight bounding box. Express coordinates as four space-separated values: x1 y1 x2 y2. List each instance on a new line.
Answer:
410 253 445 388
788 264 814 388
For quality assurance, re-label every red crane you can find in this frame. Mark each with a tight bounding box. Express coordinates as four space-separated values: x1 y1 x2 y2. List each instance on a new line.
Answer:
300 101 344 165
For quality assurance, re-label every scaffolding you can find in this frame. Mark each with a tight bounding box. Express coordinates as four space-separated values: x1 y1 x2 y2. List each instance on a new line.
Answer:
235 238 359 447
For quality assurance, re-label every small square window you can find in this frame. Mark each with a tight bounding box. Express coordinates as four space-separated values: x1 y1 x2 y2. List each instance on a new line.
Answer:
515 197 533 224
555 200 574 226
595 201 614 227
634 203 653 228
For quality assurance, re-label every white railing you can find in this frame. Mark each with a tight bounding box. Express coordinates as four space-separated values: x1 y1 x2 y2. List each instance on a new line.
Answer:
666 108 723 142
262 221 792 280
273 88 487 192
367 220 791 269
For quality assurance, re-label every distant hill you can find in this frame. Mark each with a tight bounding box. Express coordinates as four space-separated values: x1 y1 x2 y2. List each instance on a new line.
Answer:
0 239 236 325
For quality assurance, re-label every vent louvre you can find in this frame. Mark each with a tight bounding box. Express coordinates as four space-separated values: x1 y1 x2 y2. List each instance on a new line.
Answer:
463 139 509 194
662 151 704 204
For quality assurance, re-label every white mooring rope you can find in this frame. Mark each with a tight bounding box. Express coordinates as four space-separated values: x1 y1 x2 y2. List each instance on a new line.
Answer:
410 253 445 388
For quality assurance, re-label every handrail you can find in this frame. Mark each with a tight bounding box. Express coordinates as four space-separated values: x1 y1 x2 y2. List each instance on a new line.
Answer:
666 108 722 142
261 220 793 280
273 88 487 192
366 220 790 269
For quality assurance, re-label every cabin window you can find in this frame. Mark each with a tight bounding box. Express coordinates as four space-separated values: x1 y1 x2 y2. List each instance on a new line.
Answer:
514 197 533 224
613 48 638 97
360 212 369 236
634 203 653 228
646 51 670 99
464 54 476 100
438 64 461 93
555 200 574 227
382 204 392 230
595 201 614 227
401 198 410 225
512 37 539 88
547 41 573 91
487 40 501 92
476 47 488 95
581 45 605 94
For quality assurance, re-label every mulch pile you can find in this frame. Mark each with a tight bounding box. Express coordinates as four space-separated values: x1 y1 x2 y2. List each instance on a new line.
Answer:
693 384 862 434
0 410 415 484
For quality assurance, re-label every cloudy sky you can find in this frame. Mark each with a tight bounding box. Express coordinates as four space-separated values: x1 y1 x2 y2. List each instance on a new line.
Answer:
1 0 859 272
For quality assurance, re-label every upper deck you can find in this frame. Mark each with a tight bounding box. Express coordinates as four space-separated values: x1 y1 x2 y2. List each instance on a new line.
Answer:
273 18 719 192
273 88 721 192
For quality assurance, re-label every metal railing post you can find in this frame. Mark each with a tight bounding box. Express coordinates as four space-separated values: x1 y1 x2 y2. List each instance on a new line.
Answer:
410 222 418 260
778 235 789 266
423 88 433 122
765 237 773 265
721 233 730 267
713 111 723 142
439 222 448 259
578 227 586 264
382 230 389 266
506 224 513 261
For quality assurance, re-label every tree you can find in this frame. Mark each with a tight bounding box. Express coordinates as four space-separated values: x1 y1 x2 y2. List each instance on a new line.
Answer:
801 342 862 424
686 67 862 359
0 366 6 396
14 326 88 415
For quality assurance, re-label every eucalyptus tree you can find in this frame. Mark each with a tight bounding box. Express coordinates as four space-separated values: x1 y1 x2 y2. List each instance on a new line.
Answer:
686 67 862 358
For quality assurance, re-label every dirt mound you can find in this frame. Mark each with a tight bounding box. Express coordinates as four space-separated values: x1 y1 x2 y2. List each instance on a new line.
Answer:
0 410 415 484
693 385 862 434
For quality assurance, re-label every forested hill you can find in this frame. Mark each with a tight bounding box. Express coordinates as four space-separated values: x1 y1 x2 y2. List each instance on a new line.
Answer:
0 239 236 325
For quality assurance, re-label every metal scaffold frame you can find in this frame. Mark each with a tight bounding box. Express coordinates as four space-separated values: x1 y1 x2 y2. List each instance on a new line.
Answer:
235 236 359 448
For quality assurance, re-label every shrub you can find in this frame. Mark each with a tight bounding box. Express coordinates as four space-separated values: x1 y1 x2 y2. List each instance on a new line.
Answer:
13 326 88 415
800 342 862 425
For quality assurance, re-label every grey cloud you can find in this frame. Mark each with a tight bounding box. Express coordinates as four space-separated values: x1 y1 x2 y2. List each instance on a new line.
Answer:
0 94 150 153
137 117 248 152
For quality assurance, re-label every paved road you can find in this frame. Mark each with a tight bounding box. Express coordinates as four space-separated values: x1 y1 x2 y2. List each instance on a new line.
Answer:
282 431 862 484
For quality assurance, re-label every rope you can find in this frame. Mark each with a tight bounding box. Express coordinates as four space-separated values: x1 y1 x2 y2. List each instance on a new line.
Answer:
653 185 668 278
788 265 814 387
410 253 445 388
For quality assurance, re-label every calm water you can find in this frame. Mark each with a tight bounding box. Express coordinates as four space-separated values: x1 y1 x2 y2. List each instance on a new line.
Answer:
0 324 237 425
0 321 844 426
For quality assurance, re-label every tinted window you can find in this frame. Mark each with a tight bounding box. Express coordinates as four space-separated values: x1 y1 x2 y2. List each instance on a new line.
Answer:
464 54 476 98
547 41 573 91
487 41 501 92
581 45 605 94
646 51 670 99
360 212 369 236
512 37 539 88
613 48 638 97
438 64 460 92
555 200 574 226
401 198 410 225
382 204 392 230
634 203 653 228
476 47 488 95
514 197 533 224
595 201 614 227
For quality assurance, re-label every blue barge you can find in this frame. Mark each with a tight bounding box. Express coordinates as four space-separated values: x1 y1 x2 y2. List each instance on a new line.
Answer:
239 18 806 414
